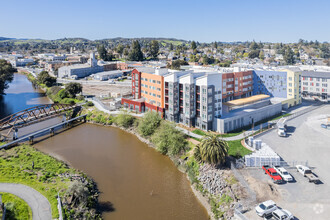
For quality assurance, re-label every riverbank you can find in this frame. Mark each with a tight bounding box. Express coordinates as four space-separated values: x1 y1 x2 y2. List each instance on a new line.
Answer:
83 108 248 220
0 144 101 219
20 72 245 219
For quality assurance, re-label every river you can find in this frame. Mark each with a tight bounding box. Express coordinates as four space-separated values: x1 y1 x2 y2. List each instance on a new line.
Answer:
1 74 209 220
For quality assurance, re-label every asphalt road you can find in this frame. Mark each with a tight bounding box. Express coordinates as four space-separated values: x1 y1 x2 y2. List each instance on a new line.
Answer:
0 183 52 220
243 104 330 220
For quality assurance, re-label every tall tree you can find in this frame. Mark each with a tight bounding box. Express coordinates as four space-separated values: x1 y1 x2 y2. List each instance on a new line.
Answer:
195 134 228 165
116 44 124 57
259 51 265 60
97 45 112 61
250 41 259 50
128 40 144 61
191 41 197 50
0 59 15 95
149 40 159 59
37 71 56 87
284 47 295 65
248 50 260 59
213 41 218 49
169 43 174 51
65 82 82 98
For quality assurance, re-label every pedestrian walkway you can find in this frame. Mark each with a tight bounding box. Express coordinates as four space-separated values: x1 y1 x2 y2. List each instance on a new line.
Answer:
0 183 52 220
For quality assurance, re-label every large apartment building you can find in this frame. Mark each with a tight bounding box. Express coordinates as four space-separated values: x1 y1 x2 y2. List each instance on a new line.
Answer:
122 67 167 114
122 66 306 132
253 70 301 108
301 71 330 102
164 71 222 131
222 71 253 102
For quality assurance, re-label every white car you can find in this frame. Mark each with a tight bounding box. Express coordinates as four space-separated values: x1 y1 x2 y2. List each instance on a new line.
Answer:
255 200 277 217
274 166 293 182
277 127 286 137
272 209 294 220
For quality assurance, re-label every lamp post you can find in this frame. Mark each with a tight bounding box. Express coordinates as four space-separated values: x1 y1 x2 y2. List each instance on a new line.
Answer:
0 193 3 211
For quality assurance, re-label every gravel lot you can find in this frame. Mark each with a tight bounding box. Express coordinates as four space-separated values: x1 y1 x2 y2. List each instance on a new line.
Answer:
241 104 330 220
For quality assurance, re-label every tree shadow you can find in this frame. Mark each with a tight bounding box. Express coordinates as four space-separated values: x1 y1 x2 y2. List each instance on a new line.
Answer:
97 201 115 213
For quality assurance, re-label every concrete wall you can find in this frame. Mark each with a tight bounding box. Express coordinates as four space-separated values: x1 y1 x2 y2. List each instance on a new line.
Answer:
215 102 282 133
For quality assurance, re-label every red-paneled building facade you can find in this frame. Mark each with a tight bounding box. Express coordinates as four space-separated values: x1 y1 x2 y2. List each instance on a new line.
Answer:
222 71 253 102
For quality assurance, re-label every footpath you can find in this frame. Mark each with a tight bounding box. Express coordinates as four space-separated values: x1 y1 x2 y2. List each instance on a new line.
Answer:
0 183 52 220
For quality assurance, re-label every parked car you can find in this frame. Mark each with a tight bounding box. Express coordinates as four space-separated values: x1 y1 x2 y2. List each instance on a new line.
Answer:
255 200 277 217
320 124 330 129
263 208 294 220
262 165 283 184
273 166 293 182
296 165 319 183
321 123 327 129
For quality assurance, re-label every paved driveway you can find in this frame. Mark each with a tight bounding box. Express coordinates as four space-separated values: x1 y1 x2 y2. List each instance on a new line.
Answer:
0 183 52 220
243 105 330 220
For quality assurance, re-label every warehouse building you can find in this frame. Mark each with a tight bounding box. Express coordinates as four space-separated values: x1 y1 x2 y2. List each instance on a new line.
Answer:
214 95 283 133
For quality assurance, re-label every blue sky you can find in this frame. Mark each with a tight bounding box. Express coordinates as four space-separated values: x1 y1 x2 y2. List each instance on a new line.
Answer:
1 0 329 43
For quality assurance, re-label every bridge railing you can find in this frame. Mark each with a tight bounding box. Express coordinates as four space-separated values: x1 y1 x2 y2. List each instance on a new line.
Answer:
0 103 77 131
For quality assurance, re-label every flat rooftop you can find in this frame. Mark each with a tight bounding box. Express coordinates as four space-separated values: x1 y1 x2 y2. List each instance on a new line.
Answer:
221 97 282 119
224 94 270 107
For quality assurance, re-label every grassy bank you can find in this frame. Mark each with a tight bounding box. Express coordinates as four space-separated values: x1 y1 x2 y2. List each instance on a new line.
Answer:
0 145 100 219
1 192 32 220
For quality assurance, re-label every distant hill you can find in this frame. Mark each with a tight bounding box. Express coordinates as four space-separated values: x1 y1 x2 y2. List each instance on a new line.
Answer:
0 37 16 41
0 36 189 45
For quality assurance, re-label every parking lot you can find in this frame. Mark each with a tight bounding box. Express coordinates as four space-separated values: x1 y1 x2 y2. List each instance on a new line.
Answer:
241 104 330 220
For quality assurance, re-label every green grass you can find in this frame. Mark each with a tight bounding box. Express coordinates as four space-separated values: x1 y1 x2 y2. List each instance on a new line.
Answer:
1 192 32 220
227 139 252 158
217 131 244 138
270 113 292 121
0 145 80 218
192 129 207 136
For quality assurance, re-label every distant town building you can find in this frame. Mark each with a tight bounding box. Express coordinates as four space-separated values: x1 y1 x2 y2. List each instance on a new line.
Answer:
301 71 330 102
10 58 35 67
91 70 123 81
58 52 103 79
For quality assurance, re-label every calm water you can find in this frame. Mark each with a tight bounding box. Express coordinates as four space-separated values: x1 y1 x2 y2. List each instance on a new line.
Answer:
1 74 209 220
0 73 51 118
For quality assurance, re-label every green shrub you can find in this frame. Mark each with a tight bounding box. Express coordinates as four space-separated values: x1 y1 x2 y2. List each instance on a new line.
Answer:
86 101 94 107
76 95 85 101
58 89 69 99
61 98 76 105
114 111 135 128
138 111 162 136
151 122 187 156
